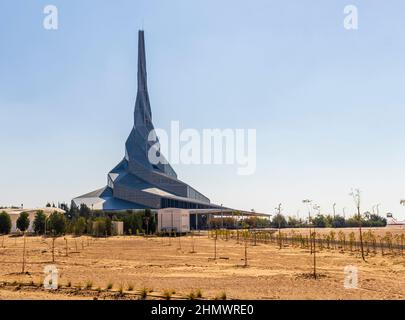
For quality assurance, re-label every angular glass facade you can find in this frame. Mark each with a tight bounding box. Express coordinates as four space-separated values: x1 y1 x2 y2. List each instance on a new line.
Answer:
72 31 222 211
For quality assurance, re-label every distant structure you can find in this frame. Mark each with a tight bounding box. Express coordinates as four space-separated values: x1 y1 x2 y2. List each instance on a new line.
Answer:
386 212 405 226
72 31 223 211
387 200 405 226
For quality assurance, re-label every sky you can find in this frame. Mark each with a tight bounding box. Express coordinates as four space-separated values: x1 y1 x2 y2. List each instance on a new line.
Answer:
0 0 405 219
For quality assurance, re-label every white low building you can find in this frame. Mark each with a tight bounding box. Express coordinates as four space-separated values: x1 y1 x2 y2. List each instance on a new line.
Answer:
157 208 190 233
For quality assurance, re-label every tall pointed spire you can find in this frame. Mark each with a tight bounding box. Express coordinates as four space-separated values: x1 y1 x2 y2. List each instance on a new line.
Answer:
72 29 216 212
137 30 147 92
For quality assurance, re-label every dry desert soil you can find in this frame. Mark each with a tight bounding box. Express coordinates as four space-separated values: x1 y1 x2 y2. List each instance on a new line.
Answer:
0 227 404 300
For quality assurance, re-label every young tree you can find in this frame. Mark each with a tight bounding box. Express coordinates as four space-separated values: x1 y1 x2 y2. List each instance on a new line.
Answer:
350 189 366 262
0 211 12 234
16 212 30 233
273 204 284 249
47 212 66 263
33 210 46 234
48 212 66 236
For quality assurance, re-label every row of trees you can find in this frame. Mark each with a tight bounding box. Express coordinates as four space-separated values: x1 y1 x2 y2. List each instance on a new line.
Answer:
0 208 157 237
208 212 386 229
273 212 386 228
0 211 66 235
0 208 387 236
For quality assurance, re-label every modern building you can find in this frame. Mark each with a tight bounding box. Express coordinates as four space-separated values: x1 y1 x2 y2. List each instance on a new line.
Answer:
72 31 224 211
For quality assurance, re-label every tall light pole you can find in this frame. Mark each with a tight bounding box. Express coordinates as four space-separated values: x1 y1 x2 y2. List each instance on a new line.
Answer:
333 203 336 219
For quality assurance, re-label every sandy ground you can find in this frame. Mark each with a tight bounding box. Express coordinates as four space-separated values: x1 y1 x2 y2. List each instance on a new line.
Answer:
0 229 404 300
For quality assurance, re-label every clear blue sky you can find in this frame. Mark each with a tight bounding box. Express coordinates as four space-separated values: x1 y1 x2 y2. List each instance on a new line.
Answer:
1 0 405 219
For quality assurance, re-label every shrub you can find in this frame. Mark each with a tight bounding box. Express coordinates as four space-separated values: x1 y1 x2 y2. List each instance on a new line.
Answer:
127 283 134 291
139 287 148 300
187 292 196 300
163 289 173 300
85 281 93 289
118 284 124 295
196 289 203 298
106 282 113 290
219 291 227 300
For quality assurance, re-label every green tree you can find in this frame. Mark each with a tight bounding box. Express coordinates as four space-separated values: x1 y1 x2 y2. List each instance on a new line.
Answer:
0 211 12 234
105 217 112 236
331 215 346 228
143 209 152 234
79 204 91 217
271 214 287 228
93 218 107 237
16 212 30 233
33 210 46 234
74 217 86 236
312 214 328 228
366 214 386 227
288 216 304 228
48 212 66 236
